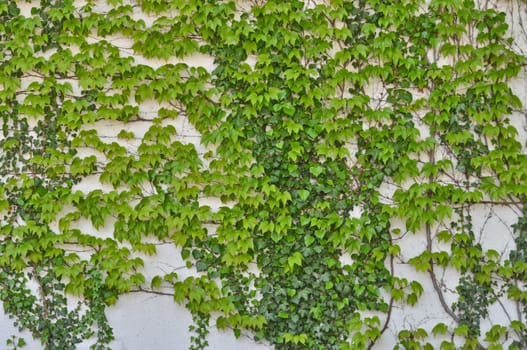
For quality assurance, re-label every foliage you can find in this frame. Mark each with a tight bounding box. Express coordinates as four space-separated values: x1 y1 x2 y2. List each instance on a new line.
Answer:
0 0 526 349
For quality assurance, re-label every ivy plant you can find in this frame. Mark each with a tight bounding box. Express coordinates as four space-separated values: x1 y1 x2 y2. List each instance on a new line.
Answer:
0 0 526 349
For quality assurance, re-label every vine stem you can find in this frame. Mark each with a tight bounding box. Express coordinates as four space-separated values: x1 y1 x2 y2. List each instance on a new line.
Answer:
32 266 49 321
426 221 459 322
32 265 50 348
426 149 459 323
367 244 394 350
129 287 173 297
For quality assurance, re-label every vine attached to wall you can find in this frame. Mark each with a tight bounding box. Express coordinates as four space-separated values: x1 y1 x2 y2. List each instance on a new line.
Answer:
0 0 526 349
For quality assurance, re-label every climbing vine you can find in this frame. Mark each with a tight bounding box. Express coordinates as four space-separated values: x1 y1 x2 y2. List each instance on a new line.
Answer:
0 0 526 349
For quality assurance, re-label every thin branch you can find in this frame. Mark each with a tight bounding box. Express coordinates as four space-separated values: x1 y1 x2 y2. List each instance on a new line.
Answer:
426 221 459 322
129 287 173 297
426 149 460 322
367 244 395 350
